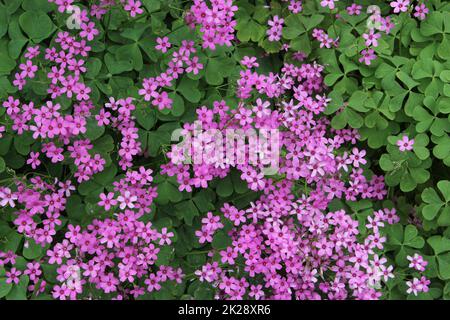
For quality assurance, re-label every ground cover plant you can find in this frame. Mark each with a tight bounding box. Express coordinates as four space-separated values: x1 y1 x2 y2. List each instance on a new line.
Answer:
0 0 449 300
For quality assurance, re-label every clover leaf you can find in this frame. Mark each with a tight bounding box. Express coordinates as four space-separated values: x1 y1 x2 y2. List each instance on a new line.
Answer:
422 180 450 226
19 11 55 43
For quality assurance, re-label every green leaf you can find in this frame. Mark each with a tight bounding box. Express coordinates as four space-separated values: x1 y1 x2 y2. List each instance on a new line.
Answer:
156 246 173 266
0 278 13 298
428 236 450 255
216 175 234 198
19 11 55 42
347 90 369 112
22 0 55 12
0 5 8 39
0 157 5 173
205 56 235 85
93 164 117 186
135 105 157 130
438 253 450 280
421 181 450 224
177 77 201 103
156 180 182 205
212 230 232 249
66 195 85 222
438 180 450 202
85 118 105 140
6 275 29 300
236 19 265 42
23 239 44 260
175 200 199 226
142 0 161 13
104 53 133 75
116 43 143 71
0 50 16 74
169 92 185 117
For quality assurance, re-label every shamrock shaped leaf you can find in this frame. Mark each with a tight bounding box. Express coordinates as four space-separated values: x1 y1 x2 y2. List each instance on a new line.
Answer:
175 200 199 226
0 278 12 299
385 224 425 267
282 14 306 40
205 56 236 85
0 44 16 75
235 5 265 43
422 181 450 225
104 53 133 75
432 134 450 166
428 236 450 280
413 97 450 136
176 77 202 103
380 144 430 192
19 11 55 42
413 133 430 160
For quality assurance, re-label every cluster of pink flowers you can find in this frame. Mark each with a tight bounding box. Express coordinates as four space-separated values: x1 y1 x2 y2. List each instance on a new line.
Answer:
312 29 339 49
314 1 428 65
186 0 237 50
3 94 105 185
100 97 142 170
0 177 74 246
138 39 204 110
50 0 145 19
163 59 386 203
0 168 181 300
267 16 284 42
1 2 112 182
407 253 428 272
1 252 46 294
194 191 398 299
361 1 428 65
405 253 430 296
358 12 395 66
97 167 157 215
196 212 224 244
159 51 395 298
390 0 429 19
1 0 425 301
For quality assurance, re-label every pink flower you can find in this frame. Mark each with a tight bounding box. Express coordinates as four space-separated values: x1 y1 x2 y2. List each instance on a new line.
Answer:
6 268 22 284
98 192 118 211
320 0 337 10
220 247 238 264
27 152 41 169
186 56 203 75
406 277 422 296
407 253 428 272
80 22 99 41
359 48 377 65
151 91 172 110
155 37 171 53
116 191 137 209
241 56 259 69
158 228 174 245
397 135 414 151
362 30 381 47
347 4 362 15
414 3 429 20
124 0 144 17
19 60 38 78
390 0 410 13
0 188 18 207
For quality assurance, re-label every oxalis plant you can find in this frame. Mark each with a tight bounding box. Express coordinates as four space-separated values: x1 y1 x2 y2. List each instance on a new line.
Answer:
0 0 447 300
